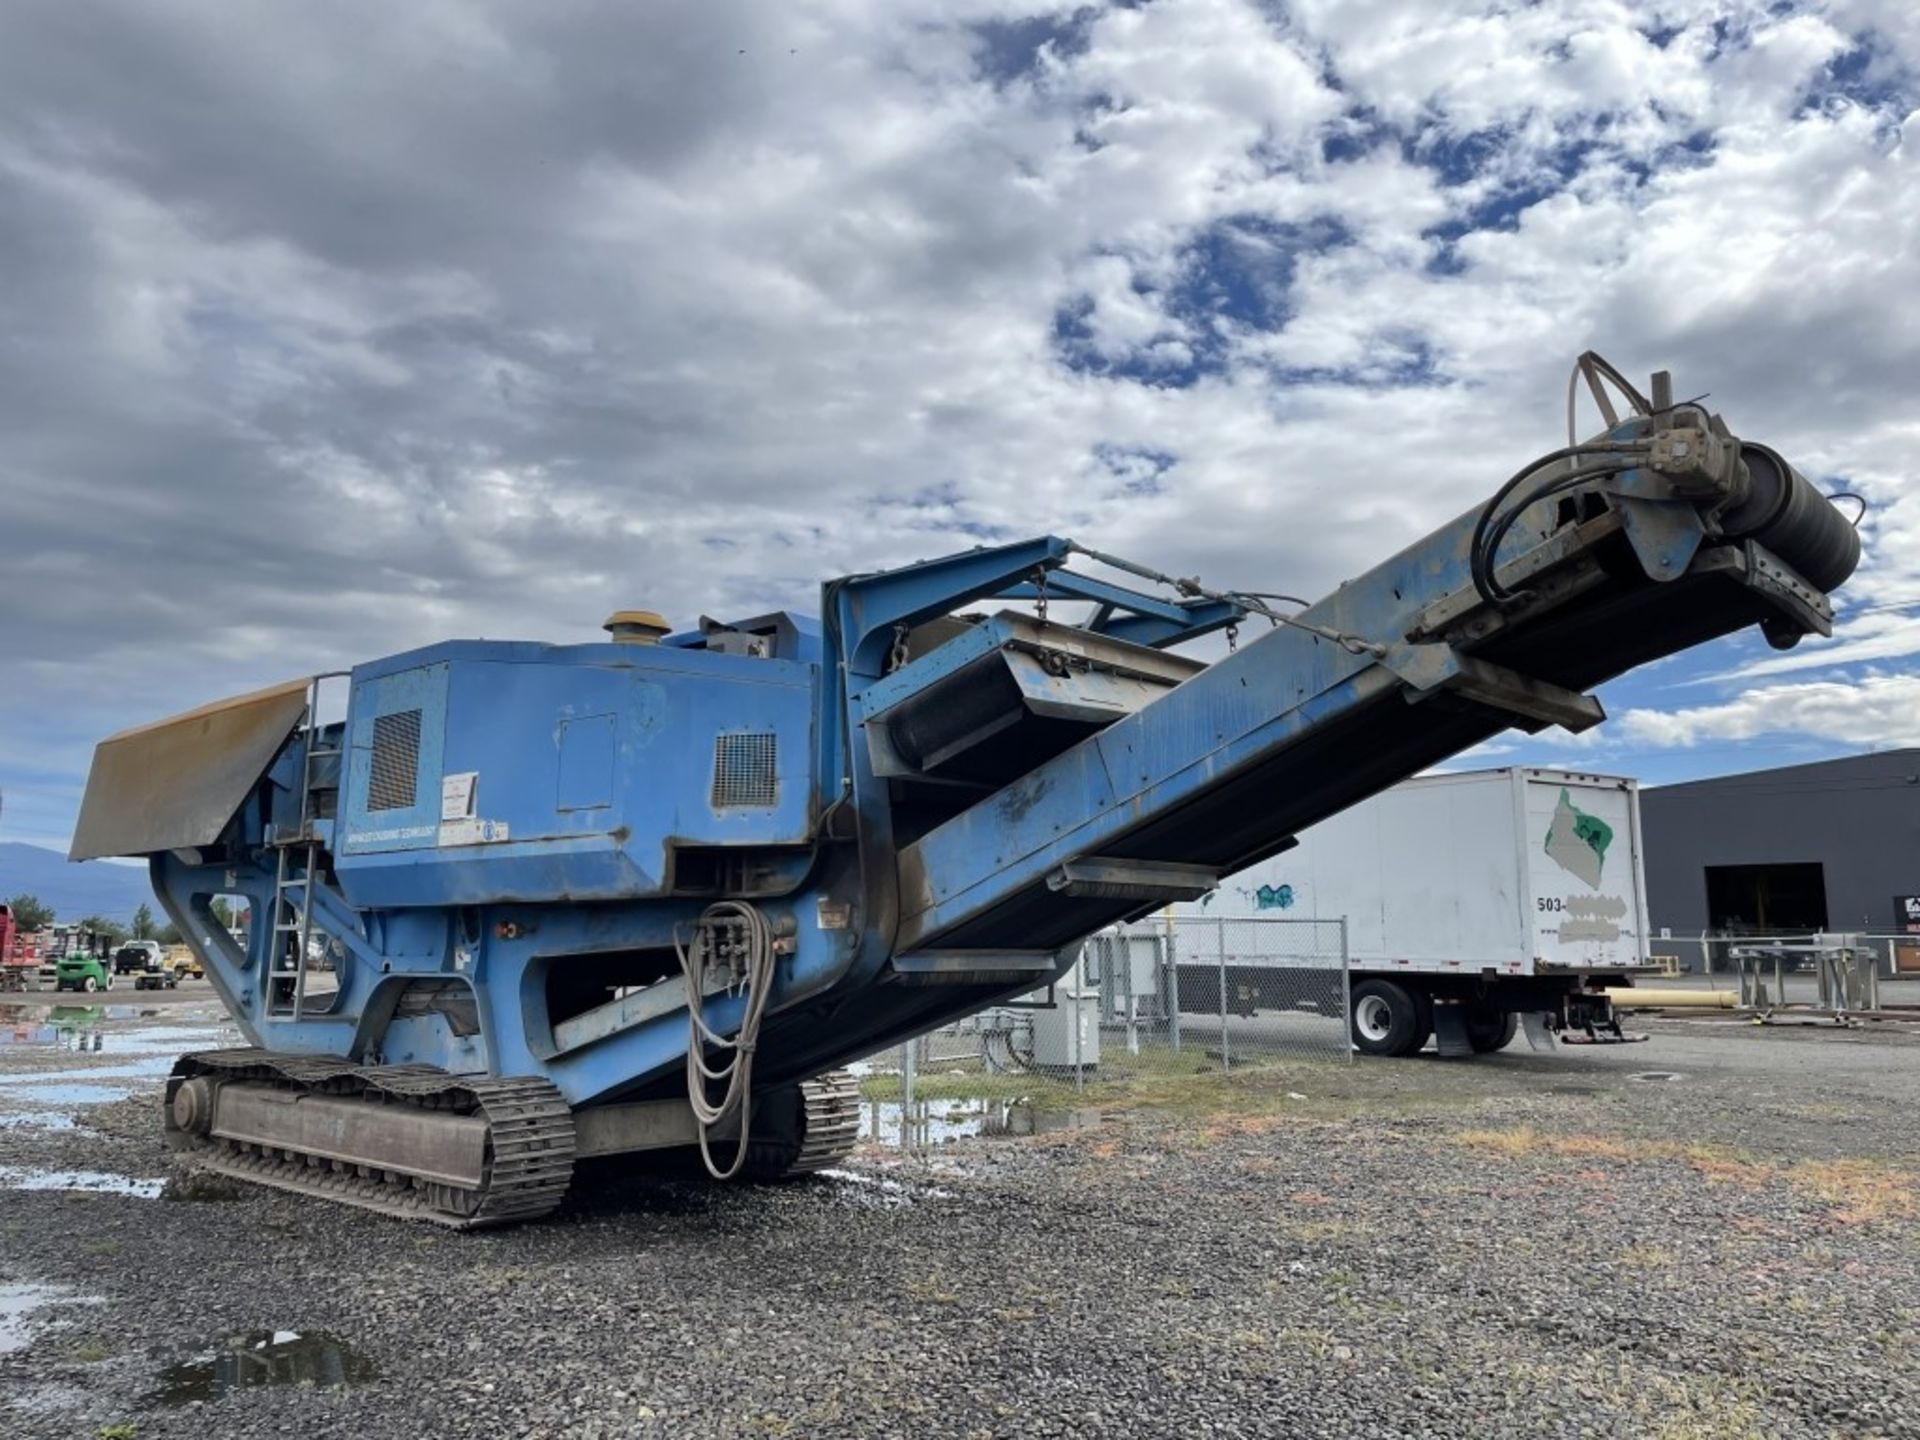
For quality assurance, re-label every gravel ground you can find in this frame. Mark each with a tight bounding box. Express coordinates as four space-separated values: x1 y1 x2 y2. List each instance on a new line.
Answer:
3 999 1918 1439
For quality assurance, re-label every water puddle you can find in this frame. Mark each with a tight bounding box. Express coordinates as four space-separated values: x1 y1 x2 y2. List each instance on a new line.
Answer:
816 1168 956 1207
0 1164 166 1199
103 1026 233 1053
0 1007 237 1132
866 1097 991 1148
0 1111 84 1131
0 1059 182 1086
1 1082 141 1107
1 1284 62 1355
981 1102 1102 1137
864 1098 1102 1148
148 1331 377 1406
1628 1071 1685 1084
0 1283 99 1355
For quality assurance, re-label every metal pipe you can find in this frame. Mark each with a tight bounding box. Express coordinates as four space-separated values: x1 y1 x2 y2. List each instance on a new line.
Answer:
1603 987 1734 1010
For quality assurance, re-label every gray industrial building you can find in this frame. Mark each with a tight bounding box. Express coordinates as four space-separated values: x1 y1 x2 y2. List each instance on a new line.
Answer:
1641 748 1920 939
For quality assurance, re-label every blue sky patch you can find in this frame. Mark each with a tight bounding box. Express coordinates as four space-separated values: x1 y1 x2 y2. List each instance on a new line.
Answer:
968 9 1095 87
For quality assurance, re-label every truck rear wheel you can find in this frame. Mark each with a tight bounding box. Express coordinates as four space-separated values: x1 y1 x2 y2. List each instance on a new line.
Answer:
1466 1008 1519 1053
1350 980 1430 1057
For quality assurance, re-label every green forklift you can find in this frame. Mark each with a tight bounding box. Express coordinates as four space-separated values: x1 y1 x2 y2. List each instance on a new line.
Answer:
50 927 118 993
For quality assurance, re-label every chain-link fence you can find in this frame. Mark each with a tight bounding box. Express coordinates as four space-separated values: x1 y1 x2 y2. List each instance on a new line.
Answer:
857 917 1350 1150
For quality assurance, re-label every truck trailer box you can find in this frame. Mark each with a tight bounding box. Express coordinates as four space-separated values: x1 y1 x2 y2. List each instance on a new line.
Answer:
1200 767 1649 976
1178 768 1650 1055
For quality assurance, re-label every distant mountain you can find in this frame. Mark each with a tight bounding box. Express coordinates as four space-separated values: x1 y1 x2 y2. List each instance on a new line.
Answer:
0 843 158 926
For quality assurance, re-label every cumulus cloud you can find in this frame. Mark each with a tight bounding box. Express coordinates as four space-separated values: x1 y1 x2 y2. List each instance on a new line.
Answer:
1617 672 1920 748
0 0 1916 846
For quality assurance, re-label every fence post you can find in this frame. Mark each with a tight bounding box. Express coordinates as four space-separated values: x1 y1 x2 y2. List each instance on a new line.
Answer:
1124 932 1140 1056
1339 918 1352 1062
901 1037 916 1149
1217 921 1231 1071
1073 948 1084 1093
1164 921 1182 1054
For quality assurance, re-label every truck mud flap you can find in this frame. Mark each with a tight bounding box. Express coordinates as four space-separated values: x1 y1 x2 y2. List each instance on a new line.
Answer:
1433 1004 1475 1058
1520 1012 1558 1052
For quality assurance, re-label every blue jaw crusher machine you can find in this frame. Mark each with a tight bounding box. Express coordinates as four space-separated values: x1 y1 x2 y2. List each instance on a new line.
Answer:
70 357 1859 1225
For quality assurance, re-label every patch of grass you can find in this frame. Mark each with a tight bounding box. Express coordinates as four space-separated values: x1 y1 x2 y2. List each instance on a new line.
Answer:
903 1273 961 1305
1617 1244 1675 1269
859 1051 1440 1126
1684 1145 1771 1188
1456 1128 1920 1229
1455 1126 1643 1162
96 1427 136 1440
1643 1373 1768 1440
1455 1125 1552 1157
1789 1158 1920 1224
73 1339 113 1364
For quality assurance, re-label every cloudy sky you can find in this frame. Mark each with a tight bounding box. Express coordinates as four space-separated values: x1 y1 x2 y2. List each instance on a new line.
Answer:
1 0 1915 852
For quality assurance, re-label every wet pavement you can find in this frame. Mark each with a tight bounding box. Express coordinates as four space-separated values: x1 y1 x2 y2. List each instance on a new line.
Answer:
0 1164 166 1199
0 999 235 1135
0 1286 77 1357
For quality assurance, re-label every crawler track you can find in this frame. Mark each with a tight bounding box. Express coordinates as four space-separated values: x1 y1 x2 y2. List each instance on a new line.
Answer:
785 1069 863 1175
166 1049 575 1229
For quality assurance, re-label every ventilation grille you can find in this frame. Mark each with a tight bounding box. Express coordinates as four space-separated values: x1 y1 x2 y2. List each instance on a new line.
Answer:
368 709 422 812
711 733 778 808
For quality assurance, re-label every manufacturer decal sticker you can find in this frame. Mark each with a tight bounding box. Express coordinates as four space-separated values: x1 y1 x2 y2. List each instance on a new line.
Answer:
441 771 478 821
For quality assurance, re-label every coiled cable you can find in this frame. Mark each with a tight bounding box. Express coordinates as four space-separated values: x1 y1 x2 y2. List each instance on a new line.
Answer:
677 900 777 1180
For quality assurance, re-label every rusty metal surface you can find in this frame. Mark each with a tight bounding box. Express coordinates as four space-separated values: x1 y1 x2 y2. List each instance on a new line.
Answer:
69 677 311 860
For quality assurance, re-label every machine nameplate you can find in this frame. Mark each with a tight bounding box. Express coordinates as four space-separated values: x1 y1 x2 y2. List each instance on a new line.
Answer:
439 819 511 846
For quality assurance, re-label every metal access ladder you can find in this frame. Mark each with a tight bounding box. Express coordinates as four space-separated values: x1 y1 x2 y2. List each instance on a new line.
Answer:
265 672 348 1021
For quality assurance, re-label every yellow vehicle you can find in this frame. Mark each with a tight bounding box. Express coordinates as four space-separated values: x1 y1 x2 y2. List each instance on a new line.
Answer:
163 944 204 980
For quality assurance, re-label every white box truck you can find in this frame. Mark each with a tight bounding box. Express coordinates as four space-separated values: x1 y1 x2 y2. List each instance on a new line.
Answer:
1183 767 1650 1056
